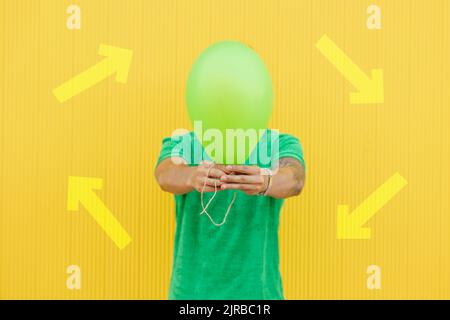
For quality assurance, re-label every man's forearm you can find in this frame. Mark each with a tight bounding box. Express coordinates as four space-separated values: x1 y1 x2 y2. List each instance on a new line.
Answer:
155 159 194 195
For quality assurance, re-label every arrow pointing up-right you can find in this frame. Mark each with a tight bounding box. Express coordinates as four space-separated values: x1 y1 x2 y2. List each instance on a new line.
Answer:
53 44 133 103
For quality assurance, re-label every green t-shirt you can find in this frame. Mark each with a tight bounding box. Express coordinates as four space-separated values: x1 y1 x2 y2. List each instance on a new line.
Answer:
156 130 305 300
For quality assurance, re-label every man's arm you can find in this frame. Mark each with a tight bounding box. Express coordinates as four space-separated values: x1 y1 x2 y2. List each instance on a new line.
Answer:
266 157 305 198
154 158 228 194
220 157 305 199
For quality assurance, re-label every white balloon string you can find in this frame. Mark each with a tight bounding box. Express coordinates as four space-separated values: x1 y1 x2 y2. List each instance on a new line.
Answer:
199 162 237 227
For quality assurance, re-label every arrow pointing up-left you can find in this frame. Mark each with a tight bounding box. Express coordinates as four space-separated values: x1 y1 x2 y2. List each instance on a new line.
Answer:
53 44 133 103
67 176 132 249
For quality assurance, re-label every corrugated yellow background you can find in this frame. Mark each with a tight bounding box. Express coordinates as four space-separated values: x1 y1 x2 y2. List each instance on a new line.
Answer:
1 0 449 299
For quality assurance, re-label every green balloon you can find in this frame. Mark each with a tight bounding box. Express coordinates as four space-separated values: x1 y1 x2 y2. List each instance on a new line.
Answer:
186 41 273 164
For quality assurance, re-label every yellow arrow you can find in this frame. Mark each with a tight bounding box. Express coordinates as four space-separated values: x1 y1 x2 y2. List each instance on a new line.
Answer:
337 173 407 239
316 34 384 104
53 44 133 103
67 176 132 249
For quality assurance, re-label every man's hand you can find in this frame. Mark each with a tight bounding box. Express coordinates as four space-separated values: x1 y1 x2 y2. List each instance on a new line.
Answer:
220 165 269 195
155 158 228 195
219 158 305 199
188 161 229 193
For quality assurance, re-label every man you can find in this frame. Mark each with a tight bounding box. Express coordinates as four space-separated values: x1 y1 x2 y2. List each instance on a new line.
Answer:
155 130 305 299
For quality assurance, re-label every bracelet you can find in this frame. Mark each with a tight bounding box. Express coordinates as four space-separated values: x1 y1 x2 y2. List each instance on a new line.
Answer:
258 168 273 196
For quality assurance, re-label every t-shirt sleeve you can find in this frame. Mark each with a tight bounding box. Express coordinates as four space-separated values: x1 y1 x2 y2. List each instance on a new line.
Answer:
275 134 306 171
156 134 191 167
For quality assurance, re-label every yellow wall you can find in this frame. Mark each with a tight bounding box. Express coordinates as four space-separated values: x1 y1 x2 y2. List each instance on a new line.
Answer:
1 0 449 299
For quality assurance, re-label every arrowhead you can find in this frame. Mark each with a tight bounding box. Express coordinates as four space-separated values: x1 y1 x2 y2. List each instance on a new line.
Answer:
337 205 371 239
98 44 133 83
350 69 384 104
67 176 103 211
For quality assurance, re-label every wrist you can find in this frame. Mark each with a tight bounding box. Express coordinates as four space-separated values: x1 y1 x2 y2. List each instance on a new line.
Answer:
185 166 197 191
258 168 273 196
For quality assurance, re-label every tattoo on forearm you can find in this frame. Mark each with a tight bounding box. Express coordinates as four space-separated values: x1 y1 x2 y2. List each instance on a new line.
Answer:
278 157 305 187
278 157 300 168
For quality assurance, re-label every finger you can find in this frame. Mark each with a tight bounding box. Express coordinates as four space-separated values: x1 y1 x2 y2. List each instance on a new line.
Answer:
220 174 264 184
213 164 233 174
200 160 213 166
201 177 222 188
199 186 218 193
221 183 259 191
207 168 228 179
225 165 260 175
198 163 226 176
